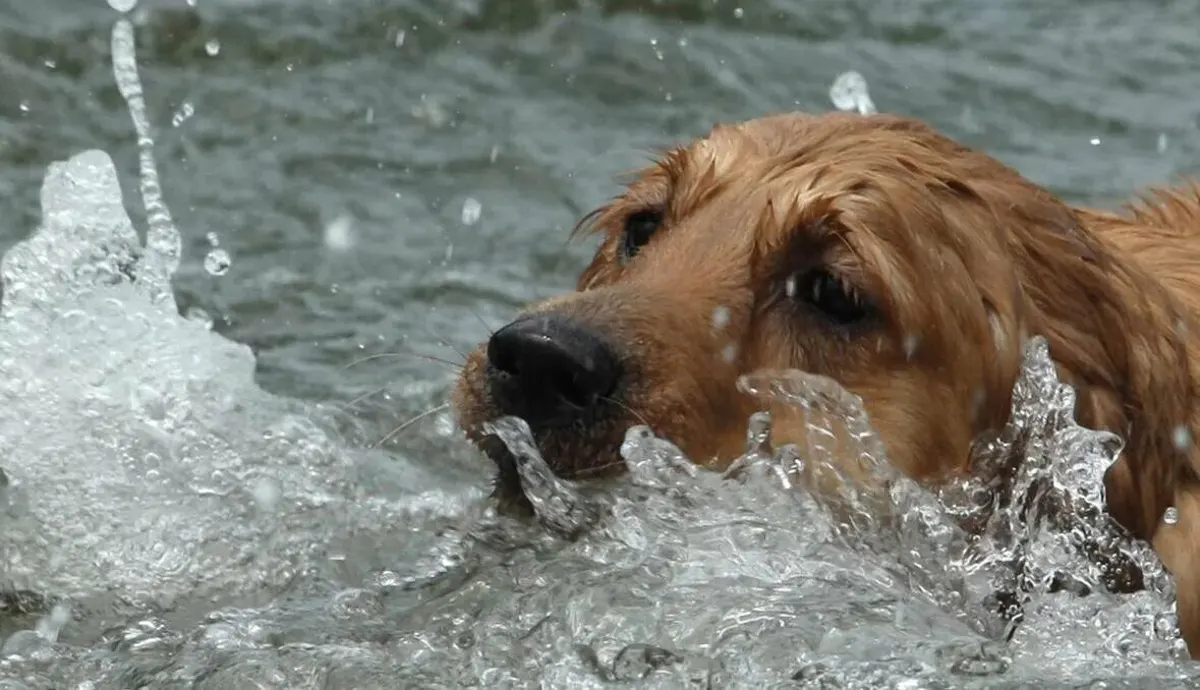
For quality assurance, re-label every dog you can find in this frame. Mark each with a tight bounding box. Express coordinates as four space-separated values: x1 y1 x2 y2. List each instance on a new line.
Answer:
451 111 1200 656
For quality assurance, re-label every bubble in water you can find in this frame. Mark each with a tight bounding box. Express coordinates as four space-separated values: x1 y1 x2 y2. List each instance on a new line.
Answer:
829 71 877 116
1164 506 1180 526
171 102 195 127
732 7 744 19
203 248 231 276
205 39 220 56
1089 137 1101 146
461 197 482 225
107 0 138 12
323 213 356 252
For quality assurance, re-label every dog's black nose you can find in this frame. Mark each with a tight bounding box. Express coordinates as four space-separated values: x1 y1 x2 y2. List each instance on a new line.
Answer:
485 314 621 425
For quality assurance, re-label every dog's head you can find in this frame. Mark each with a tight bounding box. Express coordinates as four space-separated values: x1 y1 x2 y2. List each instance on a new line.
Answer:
452 111 1195 537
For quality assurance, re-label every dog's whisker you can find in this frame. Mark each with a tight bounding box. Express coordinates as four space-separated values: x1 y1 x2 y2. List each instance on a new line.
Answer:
341 350 464 372
600 396 653 430
418 321 472 362
341 384 401 413
373 403 452 448
467 306 497 338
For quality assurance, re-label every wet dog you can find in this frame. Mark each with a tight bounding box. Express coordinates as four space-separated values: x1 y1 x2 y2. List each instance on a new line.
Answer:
451 111 1200 656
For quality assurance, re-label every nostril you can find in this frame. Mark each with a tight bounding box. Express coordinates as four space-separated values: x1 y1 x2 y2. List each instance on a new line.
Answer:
552 369 593 409
486 327 542 378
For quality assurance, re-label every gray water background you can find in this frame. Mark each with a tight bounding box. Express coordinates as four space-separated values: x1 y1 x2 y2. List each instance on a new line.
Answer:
3 0 1197 418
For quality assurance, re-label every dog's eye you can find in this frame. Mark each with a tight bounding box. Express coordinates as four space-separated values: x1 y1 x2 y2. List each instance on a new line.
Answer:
786 269 874 326
621 210 662 261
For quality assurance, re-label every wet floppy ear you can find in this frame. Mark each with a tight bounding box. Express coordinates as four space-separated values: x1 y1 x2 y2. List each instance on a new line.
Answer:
1017 204 1200 541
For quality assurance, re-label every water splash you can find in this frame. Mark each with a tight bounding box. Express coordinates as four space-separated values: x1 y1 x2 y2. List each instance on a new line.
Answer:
111 17 181 302
481 417 602 540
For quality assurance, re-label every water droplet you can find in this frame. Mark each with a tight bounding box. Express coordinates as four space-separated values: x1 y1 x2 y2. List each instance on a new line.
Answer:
711 306 730 331
252 477 282 512
1164 506 1180 525
184 306 213 330
35 603 71 642
205 231 220 247
1158 133 1169 153
394 29 407 47
107 0 138 11
324 213 355 251
1089 137 1101 146
721 343 738 363
43 58 56 69
829 71 876 115
375 570 402 587
18 101 29 113
733 7 745 19
204 39 220 56
784 275 797 298
171 102 194 127
365 107 374 124
903 333 920 359
1173 424 1192 451
203 248 231 276
461 197 482 225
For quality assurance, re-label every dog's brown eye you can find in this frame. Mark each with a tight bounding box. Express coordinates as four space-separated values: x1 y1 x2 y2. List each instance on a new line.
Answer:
621 210 662 261
786 269 874 326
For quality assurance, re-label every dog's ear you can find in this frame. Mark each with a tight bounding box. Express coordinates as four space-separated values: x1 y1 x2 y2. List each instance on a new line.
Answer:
1018 204 1200 541
929 169 1199 540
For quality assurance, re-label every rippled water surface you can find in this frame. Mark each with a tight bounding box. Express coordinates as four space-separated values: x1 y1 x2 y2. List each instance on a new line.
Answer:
2 0 1200 687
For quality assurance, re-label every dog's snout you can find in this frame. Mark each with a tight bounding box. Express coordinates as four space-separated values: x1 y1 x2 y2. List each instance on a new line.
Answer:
485 315 621 424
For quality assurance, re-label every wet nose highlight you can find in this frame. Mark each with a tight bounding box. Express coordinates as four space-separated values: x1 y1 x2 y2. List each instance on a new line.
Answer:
485 315 621 422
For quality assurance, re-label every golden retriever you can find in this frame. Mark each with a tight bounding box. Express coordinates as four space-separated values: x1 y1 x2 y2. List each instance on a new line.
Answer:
451 111 1200 656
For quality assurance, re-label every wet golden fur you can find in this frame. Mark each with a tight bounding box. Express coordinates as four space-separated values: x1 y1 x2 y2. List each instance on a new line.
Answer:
452 111 1200 655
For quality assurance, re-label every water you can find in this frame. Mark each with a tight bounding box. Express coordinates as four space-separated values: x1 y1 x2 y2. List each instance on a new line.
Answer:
1 0 1200 687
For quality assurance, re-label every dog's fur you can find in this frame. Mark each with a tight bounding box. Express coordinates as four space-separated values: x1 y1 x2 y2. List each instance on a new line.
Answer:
452 111 1200 656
